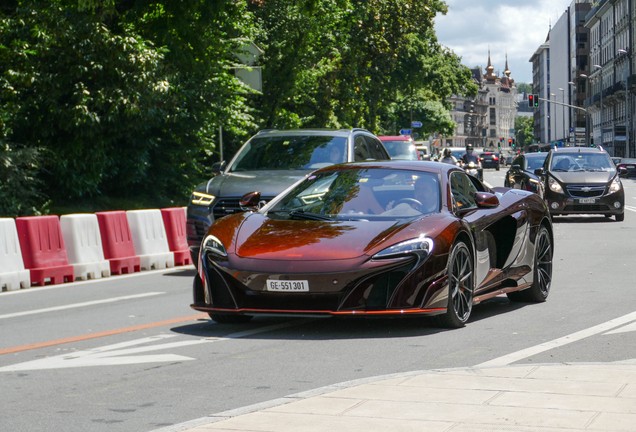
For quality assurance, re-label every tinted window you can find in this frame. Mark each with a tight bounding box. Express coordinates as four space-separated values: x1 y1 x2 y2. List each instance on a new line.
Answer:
450 172 477 212
525 154 548 171
380 140 419 160
550 152 614 172
230 135 347 171
364 136 389 160
353 135 370 161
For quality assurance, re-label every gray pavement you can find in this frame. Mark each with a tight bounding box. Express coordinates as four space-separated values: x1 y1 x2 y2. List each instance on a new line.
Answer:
154 362 636 432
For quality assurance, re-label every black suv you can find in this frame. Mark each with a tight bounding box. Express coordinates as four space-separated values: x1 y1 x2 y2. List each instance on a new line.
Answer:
535 147 625 221
186 129 391 264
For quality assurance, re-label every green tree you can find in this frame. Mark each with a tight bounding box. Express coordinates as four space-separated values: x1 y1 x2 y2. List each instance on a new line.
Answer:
516 83 532 94
515 116 534 148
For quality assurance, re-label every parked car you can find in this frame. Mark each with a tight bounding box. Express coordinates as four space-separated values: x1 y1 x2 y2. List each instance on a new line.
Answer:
192 161 553 328
504 152 548 193
187 129 391 265
616 158 636 178
534 147 625 221
378 136 420 161
479 152 500 170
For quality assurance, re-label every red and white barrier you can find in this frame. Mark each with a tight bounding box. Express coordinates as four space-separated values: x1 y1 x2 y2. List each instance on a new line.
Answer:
0 218 31 291
126 210 174 270
95 211 141 275
161 207 192 266
60 214 111 280
15 216 75 286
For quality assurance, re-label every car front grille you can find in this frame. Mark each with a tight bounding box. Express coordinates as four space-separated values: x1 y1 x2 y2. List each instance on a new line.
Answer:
563 204 610 212
213 197 272 219
566 184 606 198
186 219 210 245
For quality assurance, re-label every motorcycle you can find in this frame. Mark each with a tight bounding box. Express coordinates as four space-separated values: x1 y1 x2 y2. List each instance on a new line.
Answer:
464 161 483 182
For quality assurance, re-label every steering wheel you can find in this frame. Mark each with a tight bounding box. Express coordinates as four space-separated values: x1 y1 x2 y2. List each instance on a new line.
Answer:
394 198 423 211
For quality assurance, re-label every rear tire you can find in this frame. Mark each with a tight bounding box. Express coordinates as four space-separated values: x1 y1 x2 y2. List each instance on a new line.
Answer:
507 225 552 303
616 212 625 222
432 241 474 329
209 313 253 324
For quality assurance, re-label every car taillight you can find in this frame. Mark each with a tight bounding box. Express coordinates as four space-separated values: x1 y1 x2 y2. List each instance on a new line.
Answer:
619 164 626 169
493 157 499 161
479 157 483 161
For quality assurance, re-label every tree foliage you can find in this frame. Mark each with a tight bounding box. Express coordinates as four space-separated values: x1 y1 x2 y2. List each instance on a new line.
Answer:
515 115 534 149
1 0 479 217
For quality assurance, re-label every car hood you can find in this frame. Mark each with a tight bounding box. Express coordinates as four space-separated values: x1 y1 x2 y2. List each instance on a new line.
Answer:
203 170 312 198
551 170 615 184
233 213 449 260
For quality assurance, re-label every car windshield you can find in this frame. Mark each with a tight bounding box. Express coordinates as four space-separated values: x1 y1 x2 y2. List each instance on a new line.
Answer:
267 168 440 220
230 135 347 172
550 153 614 172
382 141 419 160
526 154 547 170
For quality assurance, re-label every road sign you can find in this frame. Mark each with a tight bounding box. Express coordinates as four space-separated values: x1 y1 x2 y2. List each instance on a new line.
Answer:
399 129 412 135
411 121 422 128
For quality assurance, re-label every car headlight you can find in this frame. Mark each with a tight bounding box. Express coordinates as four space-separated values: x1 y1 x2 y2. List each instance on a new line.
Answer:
202 234 227 257
372 236 434 260
609 176 622 193
191 192 215 206
548 177 563 193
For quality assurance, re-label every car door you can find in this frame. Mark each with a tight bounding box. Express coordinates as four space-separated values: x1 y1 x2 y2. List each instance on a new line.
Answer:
353 135 371 161
364 135 391 160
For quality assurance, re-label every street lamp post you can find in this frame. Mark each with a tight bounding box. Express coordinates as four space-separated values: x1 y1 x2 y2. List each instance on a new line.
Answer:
559 87 565 145
568 81 576 145
618 49 631 158
594 64 603 148
550 93 556 146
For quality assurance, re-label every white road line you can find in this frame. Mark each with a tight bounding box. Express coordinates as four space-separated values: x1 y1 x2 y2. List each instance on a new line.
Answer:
0 266 194 297
0 292 164 320
476 310 636 368
625 205 636 212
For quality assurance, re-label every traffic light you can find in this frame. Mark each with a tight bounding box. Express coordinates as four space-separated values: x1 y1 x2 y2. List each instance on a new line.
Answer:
512 139 516 149
528 94 534 107
508 139 512 146
532 94 539 107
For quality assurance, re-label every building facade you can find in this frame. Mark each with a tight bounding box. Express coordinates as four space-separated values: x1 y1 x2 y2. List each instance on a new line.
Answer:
530 36 551 144
440 56 518 150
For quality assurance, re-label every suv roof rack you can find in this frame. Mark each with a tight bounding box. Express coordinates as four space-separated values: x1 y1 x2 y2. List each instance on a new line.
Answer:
349 128 370 133
256 129 278 134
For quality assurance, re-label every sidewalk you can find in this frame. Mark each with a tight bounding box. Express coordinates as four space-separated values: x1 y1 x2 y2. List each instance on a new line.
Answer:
155 362 636 432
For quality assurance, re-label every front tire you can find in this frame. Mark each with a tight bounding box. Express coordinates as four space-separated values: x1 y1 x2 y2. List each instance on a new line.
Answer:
433 241 474 329
508 225 552 303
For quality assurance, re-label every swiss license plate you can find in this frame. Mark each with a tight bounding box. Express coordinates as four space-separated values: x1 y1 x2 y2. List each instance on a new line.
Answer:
266 280 309 292
578 198 596 204
627 165 635 169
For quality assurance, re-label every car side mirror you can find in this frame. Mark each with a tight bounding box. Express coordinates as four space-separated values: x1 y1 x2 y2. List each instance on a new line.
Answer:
211 161 226 176
618 167 627 177
534 167 546 176
512 164 521 170
474 192 499 209
239 191 262 212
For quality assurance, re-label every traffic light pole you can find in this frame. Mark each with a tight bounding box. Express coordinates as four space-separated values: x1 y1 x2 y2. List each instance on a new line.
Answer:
537 97 590 147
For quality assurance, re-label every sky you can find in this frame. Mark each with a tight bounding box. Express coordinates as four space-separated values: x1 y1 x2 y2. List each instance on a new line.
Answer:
435 0 574 85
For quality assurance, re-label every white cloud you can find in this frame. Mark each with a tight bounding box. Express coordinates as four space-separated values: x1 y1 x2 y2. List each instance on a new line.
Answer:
435 0 573 84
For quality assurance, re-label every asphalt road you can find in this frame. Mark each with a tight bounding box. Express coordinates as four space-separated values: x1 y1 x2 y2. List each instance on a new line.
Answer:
2 168 636 432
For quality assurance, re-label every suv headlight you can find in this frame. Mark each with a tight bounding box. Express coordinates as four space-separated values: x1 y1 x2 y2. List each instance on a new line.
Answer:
548 177 563 193
202 234 227 257
609 176 622 194
191 192 215 206
372 236 434 260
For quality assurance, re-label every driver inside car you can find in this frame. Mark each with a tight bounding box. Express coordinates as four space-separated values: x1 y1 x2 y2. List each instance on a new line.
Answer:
384 176 439 215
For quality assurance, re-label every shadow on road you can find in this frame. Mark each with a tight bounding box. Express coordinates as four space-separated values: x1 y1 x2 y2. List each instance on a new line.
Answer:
170 296 530 340
162 268 197 277
551 215 617 224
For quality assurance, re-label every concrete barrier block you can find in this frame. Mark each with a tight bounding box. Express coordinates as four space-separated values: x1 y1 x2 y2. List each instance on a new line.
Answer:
126 210 174 270
161 207 191 266
0 218 31 291
60 214 111 280
95 211 141 275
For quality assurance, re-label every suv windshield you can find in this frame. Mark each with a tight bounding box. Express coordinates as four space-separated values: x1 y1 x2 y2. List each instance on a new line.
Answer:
267 168 440 220
230 135 347 172
526 154 547 170
550 152 614 172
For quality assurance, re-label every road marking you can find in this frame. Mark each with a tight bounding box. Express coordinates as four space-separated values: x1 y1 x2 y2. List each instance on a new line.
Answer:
604 321 636 335
0 266 195 297
0 292 164 320
625 205 636 213
0 314 208 355
0 319 310 370
476 310 636 368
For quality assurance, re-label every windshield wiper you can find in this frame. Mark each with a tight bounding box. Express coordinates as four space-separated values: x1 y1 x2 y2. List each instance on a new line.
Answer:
269 210 333 221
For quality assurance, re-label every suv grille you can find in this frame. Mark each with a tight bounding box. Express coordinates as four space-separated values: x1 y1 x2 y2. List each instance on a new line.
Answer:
566 184 606 198
213 197 273 219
